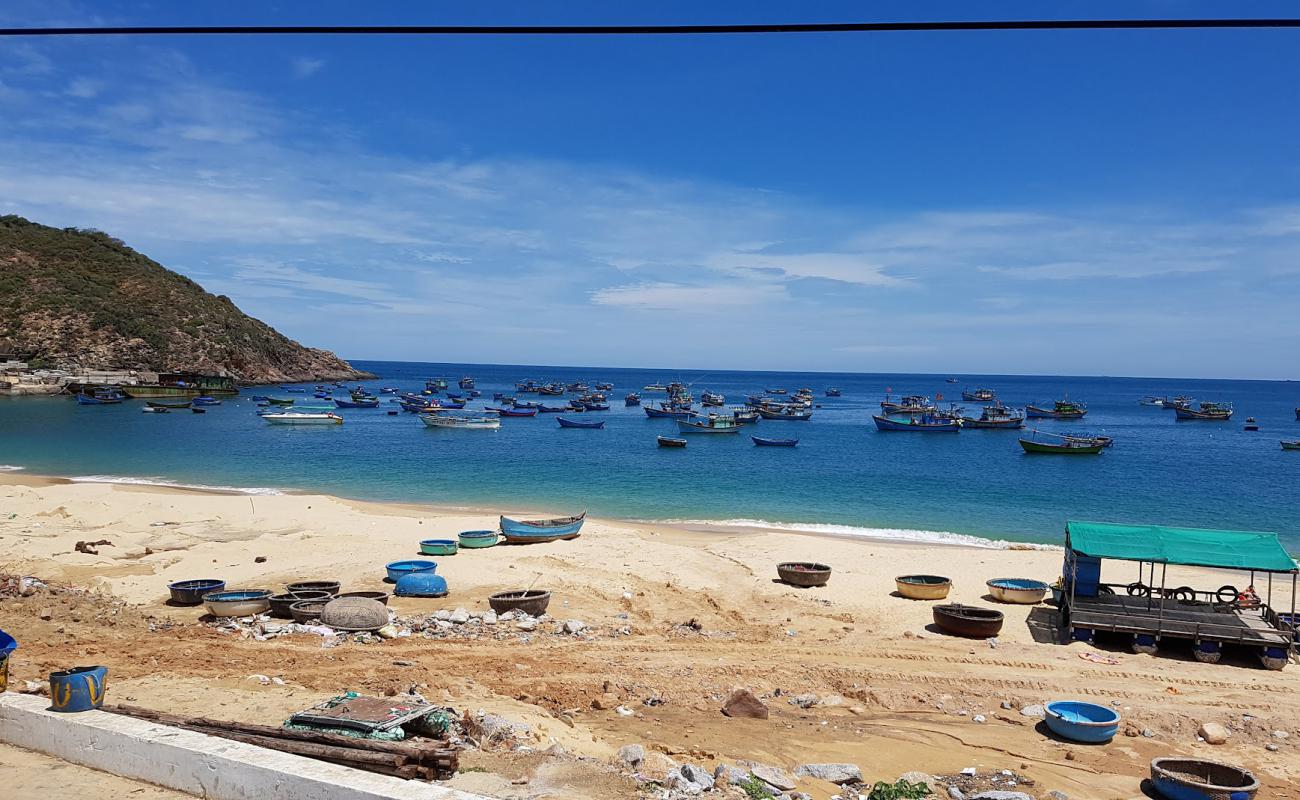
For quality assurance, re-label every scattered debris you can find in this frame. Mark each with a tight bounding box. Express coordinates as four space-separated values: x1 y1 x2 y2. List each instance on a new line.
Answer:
74 539 113 555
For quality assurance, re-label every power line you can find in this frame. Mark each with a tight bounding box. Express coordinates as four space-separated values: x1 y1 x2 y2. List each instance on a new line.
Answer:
1 19 1300 37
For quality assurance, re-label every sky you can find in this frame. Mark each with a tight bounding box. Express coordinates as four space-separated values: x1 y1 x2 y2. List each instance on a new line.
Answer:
1 2 1299 379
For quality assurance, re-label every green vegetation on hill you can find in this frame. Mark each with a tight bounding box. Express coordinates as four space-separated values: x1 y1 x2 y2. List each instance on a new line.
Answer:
0 215 367 382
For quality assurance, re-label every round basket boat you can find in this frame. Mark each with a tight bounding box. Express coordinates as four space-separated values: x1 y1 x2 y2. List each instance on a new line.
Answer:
1149 757 1259 800
202 589 272 617
458 530 499 549
285 580 341 596
932 603 1004 638
335 590 390 605
488 589 551 617
288 600 328 624
269 590 332 618
1044 701 1120 743
167 579 225 606
395 571 449 598
385 559 437 582
419 538 459 556
895 574 952 600
986 578 1050 605
320 597 389 632
777 562 832 587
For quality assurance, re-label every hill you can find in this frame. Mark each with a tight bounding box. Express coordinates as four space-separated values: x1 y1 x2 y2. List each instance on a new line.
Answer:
0 216 370 383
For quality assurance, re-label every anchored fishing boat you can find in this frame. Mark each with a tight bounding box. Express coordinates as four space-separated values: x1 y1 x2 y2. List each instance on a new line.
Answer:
701 391 725 407
557 416 605 429
334 396 380 409
75 386 127 404
419 414 500 430
260 412 343 425
825 387 842 397
643 382 668 392
677 416 741 434
880 394 934 415
752 436 798 447
499 513 586 543
961 404 1025 429
1018 430 1104 454
873 413 960 432
1138 395 1164 406
757 406 812 421
732 408 760 424
1160 396 1193 410
961 388 996 402
644 403 695 419
624 392 641 406
1174 401 1233 420
657 435 687 447
1025 397 1087 419
493 407 539 418
146 400 192 409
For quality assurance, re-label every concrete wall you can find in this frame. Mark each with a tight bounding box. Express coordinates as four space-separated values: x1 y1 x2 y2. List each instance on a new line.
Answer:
0 693 493 800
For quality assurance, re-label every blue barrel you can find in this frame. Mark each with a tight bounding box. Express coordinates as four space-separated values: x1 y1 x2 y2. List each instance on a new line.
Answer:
0 629 16 693
49 666 109 712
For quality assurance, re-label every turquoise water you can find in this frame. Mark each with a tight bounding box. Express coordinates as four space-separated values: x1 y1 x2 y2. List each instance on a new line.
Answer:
2 361 1298 550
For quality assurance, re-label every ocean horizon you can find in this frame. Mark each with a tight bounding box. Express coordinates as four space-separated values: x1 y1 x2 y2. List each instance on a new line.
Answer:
3 359 1298 552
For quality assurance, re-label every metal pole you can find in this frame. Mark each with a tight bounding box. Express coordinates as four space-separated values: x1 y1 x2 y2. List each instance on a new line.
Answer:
1157 562 1168 641
1292 573 1297 662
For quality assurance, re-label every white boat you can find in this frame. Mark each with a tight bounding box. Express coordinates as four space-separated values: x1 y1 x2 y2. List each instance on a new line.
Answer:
643 382 668 392
419 414 500 430
260 412 343 425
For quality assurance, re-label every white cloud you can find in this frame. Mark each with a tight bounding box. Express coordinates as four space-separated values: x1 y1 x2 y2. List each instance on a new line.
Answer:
65 77 102 98
591 282 787 310
291 57 325 79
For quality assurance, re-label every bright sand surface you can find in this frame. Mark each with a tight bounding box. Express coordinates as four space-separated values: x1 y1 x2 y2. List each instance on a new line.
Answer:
1 473 1298 799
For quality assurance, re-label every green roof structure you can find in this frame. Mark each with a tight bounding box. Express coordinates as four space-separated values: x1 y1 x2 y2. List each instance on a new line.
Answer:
1066 520 1298 573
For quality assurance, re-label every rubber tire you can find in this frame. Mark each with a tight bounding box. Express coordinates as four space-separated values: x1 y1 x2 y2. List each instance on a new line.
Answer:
1173 586 1195 602
1098 585 1115 596
1126 582 1150 597
1216 585 1239 604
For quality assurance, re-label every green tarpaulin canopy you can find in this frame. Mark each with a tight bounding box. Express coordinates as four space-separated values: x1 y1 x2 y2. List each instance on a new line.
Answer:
1067 520 1298 573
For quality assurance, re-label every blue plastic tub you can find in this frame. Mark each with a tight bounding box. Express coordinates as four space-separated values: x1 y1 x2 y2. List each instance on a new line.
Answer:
395 571 449 597
0 629 16 693
167 579 226 605
385 559 437 582
49 666 109 712
1044 700 1120 743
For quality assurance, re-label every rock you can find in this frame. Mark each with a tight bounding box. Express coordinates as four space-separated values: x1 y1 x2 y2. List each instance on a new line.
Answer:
1000 700 1015 710
1046 792 1069 800
789 693 819 709
790 794 813 800
639 751 679 782
449 608 470 624
481 611 498 625
794 763 862 784
949 787 967 800
1198 722 1230 745
615 705 635 716
820 694 844 706
38 607 54 621
722 688 769 720
433 609 452 621
1019 704 1046 718
19 680 46 695
749 763 797 792
899 772 939 793
562 619 586 634
498 609 517 621
678 763 715 791
618 744 645 768
1266 743 1280 752
1142 728 1156 738
254 555 267 563
516 618 538 631
376 624 399 639
970 792 1033 800
1272 730 1290 739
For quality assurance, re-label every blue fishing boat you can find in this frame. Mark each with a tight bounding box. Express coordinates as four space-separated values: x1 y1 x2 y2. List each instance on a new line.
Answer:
582 401 611 411
436 400 466 409
752 436 798 447
493 407 538 418
75 386 126 404
825 388 842 397
624 392 641 406
283 387 307 393
499 512 586 543
757 406 812 421
334 397 380 409
677 416 741 434
314 391 331 399
537 404 569 413
557 416 605 429
458 377 476 389
192 396 222 406
644 404 694 419
873 414 960 432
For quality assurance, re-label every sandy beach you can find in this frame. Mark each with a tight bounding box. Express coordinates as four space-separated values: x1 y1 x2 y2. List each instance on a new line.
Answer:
1 472 1297 799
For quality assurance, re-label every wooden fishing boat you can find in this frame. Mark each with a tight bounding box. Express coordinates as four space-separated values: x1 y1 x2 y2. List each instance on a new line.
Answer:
961 388 996 402
76 387 126 404
701 391 725 407
732 408 760 424
873 414 959 432
644 404 694 419
261 412 343 425
1243 417 1259 431
1018 433 1103 454
1025 398 1087 419
758 407 812 421
1174 401 1233 421
765 387 787 395
581 401 610 411
333 397 379 408
677 416 741 434
146 400 192 409
880 394 934 415
752 436 798 447
499 513 586 543
1149 758 1258 800
644 382 668 392
122 372 238 398
895 575 952 600
777 562 831 587
265 397 295 406
932 603 1004 638
535 404 567 413
1064 433 1113 448
657 436 687 448
824 387 842 397
141 406 169 413
1161 396 1193 410
191 407 206 414
458 377 475 389
1281 440 1300 451
283 387 308 393
419 414 500 429
961 404 1025 429
557 416 605 429
494 407 539 418
595 382 614 391
624 393 641 406
1138 395 1163 406
191 396 222 406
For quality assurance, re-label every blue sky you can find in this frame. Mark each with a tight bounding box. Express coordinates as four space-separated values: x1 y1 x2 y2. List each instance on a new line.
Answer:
2 2 1299 378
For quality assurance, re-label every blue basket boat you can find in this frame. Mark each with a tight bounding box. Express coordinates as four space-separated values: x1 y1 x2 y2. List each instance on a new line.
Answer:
49 665 109 712
395 571 449 598
167 578 226 605
458 530 499 549
385 559 437 582
1149 757 1258 800
0 628 16 693
1044 700 1120 743
986 578 1050 604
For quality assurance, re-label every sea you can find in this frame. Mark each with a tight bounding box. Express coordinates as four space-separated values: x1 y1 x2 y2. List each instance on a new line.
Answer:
2 361 1298 552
